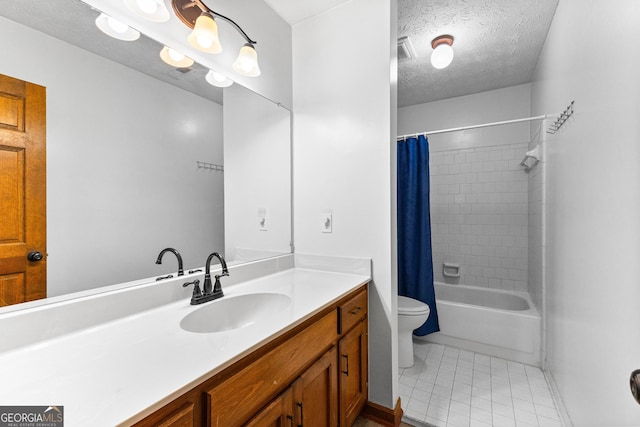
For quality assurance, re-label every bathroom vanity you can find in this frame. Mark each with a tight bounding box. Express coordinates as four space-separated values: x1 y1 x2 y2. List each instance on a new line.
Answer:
137 284 367 427
0 255 370 427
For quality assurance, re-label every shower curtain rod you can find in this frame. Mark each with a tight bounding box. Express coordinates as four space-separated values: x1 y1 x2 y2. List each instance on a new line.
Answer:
396 114 548 140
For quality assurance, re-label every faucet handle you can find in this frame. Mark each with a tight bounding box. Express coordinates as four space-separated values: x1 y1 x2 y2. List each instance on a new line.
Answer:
183 279 202 299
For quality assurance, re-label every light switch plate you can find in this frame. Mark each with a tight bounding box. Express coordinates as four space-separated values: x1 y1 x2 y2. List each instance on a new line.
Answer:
258 208 267 231
321 211 332 233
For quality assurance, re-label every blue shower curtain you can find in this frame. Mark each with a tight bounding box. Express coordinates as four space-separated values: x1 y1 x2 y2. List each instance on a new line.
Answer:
397 135 439 335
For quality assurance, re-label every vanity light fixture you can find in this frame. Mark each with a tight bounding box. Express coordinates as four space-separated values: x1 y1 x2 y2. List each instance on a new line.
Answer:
171 0 261 77
95 13 140 41
123 0 170 22
431 34 454 69
160 46 195 68
205 70 233 87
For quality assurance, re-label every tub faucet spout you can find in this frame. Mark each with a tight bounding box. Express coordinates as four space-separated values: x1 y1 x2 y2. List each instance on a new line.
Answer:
156 248 184 276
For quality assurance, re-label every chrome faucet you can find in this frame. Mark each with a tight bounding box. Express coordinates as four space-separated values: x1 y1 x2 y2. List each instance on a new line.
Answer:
183 252 228 305
155 248 184 277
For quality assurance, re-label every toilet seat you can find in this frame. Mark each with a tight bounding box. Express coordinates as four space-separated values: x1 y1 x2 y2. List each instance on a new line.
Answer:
398 295 430 316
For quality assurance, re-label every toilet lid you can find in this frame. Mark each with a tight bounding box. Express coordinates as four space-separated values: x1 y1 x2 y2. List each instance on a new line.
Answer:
398 296 430 315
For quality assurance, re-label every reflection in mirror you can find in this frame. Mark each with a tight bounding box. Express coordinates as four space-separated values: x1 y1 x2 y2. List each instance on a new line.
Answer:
224 84 292 263
0 0 291 309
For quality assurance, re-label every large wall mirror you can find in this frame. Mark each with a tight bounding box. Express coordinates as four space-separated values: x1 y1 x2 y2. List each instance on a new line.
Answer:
0 0 291 308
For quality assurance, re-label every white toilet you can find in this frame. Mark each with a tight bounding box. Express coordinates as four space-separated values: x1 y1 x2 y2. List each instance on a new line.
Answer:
398 296 431 368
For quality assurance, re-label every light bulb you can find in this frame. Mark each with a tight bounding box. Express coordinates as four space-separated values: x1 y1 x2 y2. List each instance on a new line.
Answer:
205 70 233 88
136 0 158 14
95 13 140 41
197 35 214 49
168 50 185 62
159 46 194 68
107 16 129 33
430 36 454 69
123 0 169 22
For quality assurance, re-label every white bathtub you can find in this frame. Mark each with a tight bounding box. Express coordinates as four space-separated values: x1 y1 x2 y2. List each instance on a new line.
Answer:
419 282 541 366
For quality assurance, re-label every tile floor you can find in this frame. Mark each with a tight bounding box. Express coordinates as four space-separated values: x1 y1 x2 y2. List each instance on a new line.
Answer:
399 341 562 427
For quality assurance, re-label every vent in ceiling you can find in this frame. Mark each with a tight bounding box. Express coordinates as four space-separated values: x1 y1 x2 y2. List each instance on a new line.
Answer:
398 36 417 62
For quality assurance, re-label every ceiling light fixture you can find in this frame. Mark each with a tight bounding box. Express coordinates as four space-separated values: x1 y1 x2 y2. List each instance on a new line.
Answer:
430 35 454 69
205 70 233 87
160 46 195 68
171 0 260 77
95 13 140 41
123 0 170 22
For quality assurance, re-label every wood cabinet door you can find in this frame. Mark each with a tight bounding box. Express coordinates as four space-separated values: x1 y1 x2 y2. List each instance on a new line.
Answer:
245 388 294 427
339 319 368 427
292 347 338 427
0 73 46 307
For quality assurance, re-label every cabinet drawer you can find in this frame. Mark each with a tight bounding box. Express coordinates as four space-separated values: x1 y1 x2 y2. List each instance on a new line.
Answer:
338 288 367 334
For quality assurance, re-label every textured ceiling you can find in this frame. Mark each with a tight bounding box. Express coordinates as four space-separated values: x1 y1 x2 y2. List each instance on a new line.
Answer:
0 0 223 104
268 0 559 108
398 0 559 107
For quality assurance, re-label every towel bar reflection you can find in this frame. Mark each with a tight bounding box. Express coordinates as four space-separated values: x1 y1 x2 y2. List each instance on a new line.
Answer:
196 161 224 172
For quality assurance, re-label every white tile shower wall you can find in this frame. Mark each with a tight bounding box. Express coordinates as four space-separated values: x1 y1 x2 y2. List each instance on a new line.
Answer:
430 142 529 291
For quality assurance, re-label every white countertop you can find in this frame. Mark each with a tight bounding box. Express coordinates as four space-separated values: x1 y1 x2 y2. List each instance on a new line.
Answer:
0 267 369 426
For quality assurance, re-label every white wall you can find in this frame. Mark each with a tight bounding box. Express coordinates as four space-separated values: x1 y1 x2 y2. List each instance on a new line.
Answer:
292 0 398 408
224 84 291 261
531 0 640 424
398 84 532 152
0 17 224 296
399 86 532 292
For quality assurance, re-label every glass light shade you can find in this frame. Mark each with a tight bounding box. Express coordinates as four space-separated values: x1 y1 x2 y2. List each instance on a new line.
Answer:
95 13 140 41
159 46 194 68
205 70 233 88
431 43 454 69
187 13 222 54
232 44 261 77
123 0 169 22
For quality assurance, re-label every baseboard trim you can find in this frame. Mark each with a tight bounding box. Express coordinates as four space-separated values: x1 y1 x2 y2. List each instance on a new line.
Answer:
360 398 403 427
544 369 573 426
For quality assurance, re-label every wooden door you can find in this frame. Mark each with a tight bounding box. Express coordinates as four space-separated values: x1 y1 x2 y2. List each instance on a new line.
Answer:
292 347 338 427
339 319 368 427
0 73 46 307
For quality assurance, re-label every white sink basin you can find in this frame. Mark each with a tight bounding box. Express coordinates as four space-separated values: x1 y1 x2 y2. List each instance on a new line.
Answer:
180 293 292 333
